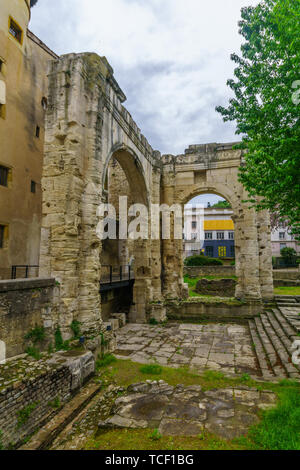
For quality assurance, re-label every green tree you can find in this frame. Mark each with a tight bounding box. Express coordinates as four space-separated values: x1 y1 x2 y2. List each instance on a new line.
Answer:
216 0 300 238
212 200 232 209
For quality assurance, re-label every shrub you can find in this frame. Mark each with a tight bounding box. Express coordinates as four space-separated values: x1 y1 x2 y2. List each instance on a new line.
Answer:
17 403 38 428
54 327 69 351
26 346 41 360
184 255 223 266
140 364 162 375
280 247 297 261
24 325 45 344
149 318 158 325
70 320 81 339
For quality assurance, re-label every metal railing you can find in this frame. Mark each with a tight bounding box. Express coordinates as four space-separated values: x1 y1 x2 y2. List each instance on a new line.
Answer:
100 265 133 285
11 265 39 279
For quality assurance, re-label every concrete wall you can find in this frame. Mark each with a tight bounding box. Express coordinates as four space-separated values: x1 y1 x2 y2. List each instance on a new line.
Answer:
0 0 58 279
0 278 60 358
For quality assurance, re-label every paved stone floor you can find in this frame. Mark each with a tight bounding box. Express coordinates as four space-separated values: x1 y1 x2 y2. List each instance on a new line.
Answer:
100 380 276 439
115 323 260 377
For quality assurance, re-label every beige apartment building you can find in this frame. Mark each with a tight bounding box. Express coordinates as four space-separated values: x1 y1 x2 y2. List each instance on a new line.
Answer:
0 0 57 279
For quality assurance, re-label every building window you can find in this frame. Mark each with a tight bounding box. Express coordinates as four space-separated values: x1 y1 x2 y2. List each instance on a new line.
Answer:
191 221 197 229
9 18 23 44
218 246 227 257
0 165 9 187
205 232 212 240
217 232 225 240
31 181 36 193
230 245 235 257
280 243 287 250
36 126 40 138
0 225 8 249
228 232 234 240
191 233 197 240
279 232 285 240
206 246 214 257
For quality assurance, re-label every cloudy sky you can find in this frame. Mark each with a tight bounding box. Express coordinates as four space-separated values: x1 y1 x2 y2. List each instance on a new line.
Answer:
30 0 259 157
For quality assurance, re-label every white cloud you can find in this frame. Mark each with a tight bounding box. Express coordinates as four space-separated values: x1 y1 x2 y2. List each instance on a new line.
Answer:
30 0 260 154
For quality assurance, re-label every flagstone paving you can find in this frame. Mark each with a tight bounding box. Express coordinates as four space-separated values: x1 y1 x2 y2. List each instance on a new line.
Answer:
115 323 260 377
98 380 277 439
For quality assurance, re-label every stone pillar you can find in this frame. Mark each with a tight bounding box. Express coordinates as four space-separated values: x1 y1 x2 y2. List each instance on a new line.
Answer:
40 53 106 337
161 159 184 299
234 208 262 300
257 210 274 300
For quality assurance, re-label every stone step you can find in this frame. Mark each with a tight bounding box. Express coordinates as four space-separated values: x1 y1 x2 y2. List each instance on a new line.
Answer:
248 320 275 379
260 314 300 379
276 306 300 336
254 317 287 378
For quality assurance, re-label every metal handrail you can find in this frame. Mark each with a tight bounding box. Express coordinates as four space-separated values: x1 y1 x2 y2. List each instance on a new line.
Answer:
11 265 39 279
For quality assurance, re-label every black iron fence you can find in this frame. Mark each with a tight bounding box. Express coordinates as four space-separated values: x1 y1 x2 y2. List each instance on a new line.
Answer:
100 265 133 285
11 265 39 279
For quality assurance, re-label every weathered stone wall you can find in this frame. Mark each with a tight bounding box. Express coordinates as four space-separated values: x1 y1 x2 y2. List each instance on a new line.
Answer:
184 266 236 278
195 278 237 297
0 350 94 449
0 278 60 358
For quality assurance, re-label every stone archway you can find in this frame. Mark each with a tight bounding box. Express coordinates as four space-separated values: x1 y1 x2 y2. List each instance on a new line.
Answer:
101 146 154 323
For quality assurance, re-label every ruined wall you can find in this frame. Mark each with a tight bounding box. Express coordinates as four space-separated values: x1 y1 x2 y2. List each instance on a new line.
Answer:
184 266 236 278
162 144 274 302
0 278 60 358
0 350 94 449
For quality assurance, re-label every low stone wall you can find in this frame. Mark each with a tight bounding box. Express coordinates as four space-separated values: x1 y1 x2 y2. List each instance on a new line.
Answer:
274 279 300 287
0 350 94 449
0 278 60 358
184 266 236 278
273 270 300 281
195 278 237 297
165 299 263 323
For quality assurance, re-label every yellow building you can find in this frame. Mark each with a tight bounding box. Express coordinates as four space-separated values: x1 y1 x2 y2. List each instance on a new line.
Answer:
0 0 57 278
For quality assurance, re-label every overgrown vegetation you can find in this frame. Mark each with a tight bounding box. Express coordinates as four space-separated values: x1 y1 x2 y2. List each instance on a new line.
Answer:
70 320 81 339
25 346 42 360
17 402 38 428
24 325 45 344
0 430 3 450
184 255 223 266
96 354 117 370
48 396 61 409
54 327 70 351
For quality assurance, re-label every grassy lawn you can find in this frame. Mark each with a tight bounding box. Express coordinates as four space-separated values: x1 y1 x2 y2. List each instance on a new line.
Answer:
90 358 300 450
274 286 300 296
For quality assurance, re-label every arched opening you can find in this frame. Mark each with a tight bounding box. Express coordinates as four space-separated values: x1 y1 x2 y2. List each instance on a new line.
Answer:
183 192 237 298
100 148 150 321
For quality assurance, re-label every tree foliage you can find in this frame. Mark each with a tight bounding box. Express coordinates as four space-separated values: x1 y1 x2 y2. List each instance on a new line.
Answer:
216 0 300 238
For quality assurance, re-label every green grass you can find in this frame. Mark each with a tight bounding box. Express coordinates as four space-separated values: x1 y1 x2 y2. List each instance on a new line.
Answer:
96 354 117 369
93 358 300 450
239 386 300 450
274 286 300 296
